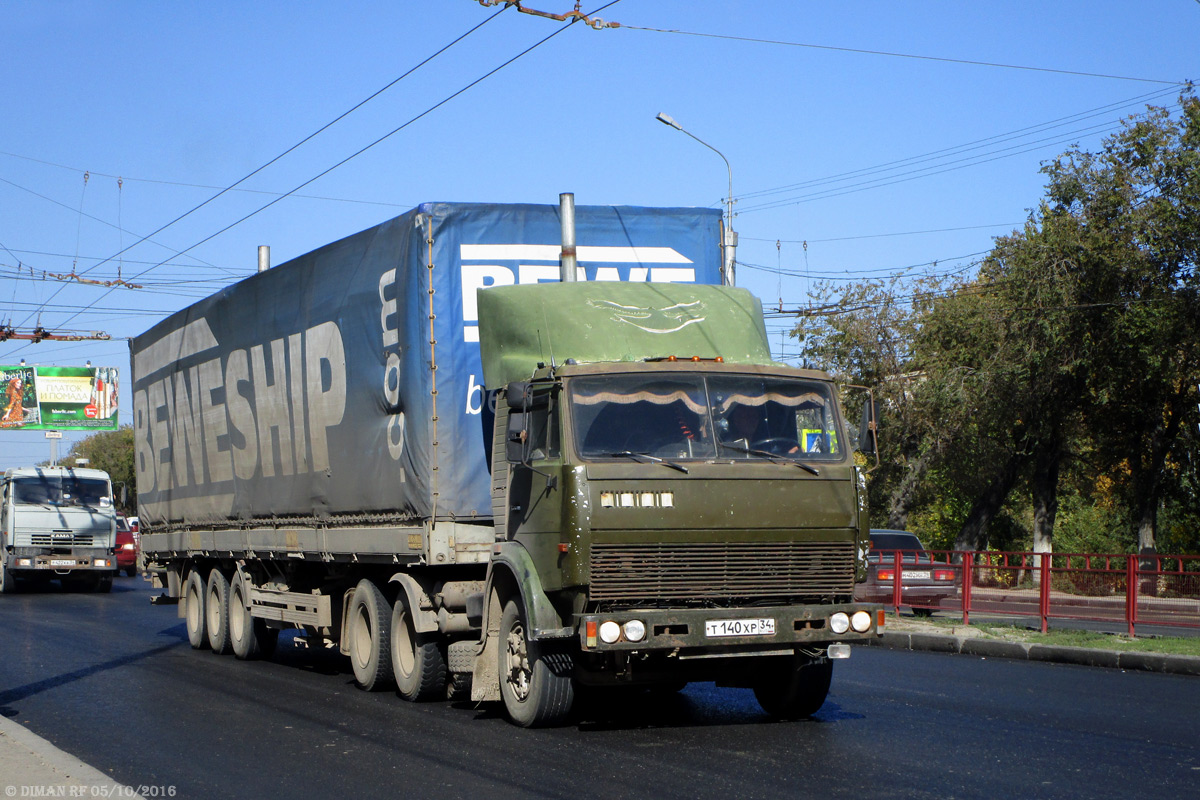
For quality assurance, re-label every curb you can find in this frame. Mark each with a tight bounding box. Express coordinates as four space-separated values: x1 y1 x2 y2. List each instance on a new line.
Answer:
0 713 143 797
868 631 1200 676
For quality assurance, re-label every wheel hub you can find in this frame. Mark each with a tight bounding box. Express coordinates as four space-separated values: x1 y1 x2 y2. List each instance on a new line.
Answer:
505 621 531 701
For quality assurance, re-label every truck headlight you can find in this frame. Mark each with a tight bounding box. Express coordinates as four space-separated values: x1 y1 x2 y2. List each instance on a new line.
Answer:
851 611 872 632
599 621 621 644
830 612 850 634
622 620 646 642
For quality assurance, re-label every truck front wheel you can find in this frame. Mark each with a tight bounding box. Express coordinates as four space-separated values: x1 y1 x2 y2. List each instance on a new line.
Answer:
184 570 208 650
390 593 445 701
348 579 395 691
753 654 833 719
498 598 574 727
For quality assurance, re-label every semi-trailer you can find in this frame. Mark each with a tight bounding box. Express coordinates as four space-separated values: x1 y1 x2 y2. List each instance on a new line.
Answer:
131 200 881 726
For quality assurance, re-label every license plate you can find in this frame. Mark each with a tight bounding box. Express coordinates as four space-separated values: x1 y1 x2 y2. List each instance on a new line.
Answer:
705 618 776 637
50 559 77 567
903 570 931 580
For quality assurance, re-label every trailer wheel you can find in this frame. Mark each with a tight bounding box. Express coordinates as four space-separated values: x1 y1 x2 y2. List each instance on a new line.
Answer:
753 654 833 719
498 598 574 727
184 570 209 650
205 569 232 654
229 569 278 660
390 593 445 701
348 579 395 691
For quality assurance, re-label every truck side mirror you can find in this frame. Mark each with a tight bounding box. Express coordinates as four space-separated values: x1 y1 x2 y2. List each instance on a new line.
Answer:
843 383 880 472
857 395 878 459
506 381 533 411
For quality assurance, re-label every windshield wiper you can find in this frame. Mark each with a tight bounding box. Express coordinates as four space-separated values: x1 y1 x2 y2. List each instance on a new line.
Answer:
606 451 689 474
716 442 821 475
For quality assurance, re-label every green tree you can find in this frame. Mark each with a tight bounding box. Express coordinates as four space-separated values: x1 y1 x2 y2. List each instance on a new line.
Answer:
794 92 1200 557
68 425 136 514
1040 92 1200 556
794 273 972 531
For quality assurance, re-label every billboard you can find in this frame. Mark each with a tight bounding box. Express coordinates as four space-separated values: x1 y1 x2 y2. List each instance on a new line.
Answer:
0 365 119 431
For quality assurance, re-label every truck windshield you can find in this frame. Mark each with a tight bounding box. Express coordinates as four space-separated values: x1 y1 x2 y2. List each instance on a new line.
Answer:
12 475 112 508
570 373 843 462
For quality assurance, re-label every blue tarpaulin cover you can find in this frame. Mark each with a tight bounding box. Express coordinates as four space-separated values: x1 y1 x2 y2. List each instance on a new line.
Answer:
130 202 722 527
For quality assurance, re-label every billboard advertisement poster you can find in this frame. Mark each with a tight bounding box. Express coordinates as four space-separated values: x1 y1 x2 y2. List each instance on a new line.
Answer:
0 366 118 431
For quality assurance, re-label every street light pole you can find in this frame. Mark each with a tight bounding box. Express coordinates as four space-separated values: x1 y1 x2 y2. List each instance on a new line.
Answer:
656 112 737 286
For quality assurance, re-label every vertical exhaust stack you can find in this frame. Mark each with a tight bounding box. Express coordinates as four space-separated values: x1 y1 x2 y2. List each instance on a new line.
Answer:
559 193 578 282
258 245 271 273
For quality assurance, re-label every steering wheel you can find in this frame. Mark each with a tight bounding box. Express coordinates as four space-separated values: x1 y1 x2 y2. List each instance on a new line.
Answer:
751 437 802 456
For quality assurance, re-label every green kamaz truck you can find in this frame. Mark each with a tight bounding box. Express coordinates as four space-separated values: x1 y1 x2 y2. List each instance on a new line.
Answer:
131 202 880 726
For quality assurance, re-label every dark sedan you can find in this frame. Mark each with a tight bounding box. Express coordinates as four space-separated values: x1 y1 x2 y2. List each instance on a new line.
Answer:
856 529 958 615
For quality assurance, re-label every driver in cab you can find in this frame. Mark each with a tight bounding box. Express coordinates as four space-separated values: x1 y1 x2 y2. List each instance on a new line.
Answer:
720 403 801 455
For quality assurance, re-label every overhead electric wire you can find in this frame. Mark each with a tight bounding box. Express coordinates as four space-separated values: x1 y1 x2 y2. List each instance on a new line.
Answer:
31 2 618 346
6 6 513 337
741 222 1024 245
737 87 1180 204
737 112 1176 214
0 176 227 273
621 25 1189 86
4 247 244 273
0 151 415 210
737 250 990 281
74 5 512 282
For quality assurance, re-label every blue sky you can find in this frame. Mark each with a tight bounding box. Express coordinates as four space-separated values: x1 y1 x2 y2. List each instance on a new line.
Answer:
2 0 1196 468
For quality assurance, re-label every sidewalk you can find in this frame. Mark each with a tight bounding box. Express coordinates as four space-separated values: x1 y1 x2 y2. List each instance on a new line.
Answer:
870 616 1200 676
0 713 142 798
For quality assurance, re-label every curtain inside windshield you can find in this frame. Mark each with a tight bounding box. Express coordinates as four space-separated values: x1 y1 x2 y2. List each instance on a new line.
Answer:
573 376 716 460
571 374 842 462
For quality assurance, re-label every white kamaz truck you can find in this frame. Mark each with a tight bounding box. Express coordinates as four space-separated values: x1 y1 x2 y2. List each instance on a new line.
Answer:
0 466 118 593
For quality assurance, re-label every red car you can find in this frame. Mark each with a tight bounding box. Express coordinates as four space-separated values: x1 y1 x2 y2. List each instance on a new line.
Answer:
115 515 139 577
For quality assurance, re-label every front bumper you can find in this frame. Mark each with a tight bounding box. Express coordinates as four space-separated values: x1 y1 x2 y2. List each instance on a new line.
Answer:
579 601 882 653
8 548 115 572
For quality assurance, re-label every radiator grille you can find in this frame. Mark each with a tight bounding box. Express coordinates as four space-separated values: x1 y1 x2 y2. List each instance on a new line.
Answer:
589 541 855 602
28 533 97 548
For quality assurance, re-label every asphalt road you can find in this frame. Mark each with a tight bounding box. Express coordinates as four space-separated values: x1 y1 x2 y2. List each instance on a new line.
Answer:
2 577 1198 799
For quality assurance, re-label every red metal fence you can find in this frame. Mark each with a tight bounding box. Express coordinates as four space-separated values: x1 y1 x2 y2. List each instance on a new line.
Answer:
858 550 1200 637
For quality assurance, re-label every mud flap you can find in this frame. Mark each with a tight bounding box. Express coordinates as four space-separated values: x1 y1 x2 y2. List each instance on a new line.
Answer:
471 590 503 701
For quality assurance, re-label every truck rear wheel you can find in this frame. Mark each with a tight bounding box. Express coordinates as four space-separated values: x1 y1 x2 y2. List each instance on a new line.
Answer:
205 569 232 654
753 654 833 719
348 579 395 691
390 593 446 701
498 598 574 727
229 569 277 660
184 570 208 650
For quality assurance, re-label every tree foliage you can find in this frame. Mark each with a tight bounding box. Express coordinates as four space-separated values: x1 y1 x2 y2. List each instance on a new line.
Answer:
67 425 136 515
794 92 1200 554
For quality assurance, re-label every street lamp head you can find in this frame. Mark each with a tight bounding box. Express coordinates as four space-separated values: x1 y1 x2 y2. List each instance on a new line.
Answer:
655 112 682 131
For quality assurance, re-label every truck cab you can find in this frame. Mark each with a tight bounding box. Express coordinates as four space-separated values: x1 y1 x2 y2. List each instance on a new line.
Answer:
473 282 880 724
1 466 118 593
